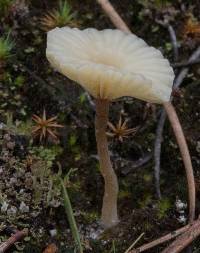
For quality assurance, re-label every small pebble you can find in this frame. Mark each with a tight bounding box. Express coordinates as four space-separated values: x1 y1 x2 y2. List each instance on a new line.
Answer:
7 206 17 216
1 201 9 213
176 199 187 211
19 201 29 213
49 229 57 237
177 215 187 224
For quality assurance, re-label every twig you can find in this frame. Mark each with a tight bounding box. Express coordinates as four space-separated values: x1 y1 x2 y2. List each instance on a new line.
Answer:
121 153 152 175
161 218 200 253
125 233 144 253
154 46 200 220
154 21 179 198
163 101 195 223
167 24 179 62
130 224 190 253
0 229 28 253
154 110 166 199
154 31 199 224
96 0 131 33
155 19 179 62
172 58 200 68
174 46 200 89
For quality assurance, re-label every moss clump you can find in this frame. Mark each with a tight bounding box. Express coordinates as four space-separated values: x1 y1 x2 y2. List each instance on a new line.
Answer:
157 198 172 219
0 34 14 62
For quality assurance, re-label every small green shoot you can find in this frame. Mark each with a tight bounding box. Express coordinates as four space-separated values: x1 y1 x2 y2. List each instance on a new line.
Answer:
60 168 83 253
41 0 75 31
157 198 172 219
56 0 74 26
110 240 116 253
14 75 25 87
124 233 144 253
0 33 14 61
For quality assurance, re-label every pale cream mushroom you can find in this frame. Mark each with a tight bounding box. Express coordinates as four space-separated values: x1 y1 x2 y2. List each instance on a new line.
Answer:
46 27 174 228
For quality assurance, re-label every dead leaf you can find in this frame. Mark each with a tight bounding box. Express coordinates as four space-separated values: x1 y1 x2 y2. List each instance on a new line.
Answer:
43 244 58 253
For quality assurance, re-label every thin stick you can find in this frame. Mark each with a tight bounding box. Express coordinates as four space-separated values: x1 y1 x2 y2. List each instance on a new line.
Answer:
125 233 144 253
153 47 200 222
163 101 195 222
96 0 196 222
154 22 179 199
96 0 131 33
167 25 179 62
154 110 166 199
172 58 200 68
129 224 190 253
161 218 200 253
121 153 152 175
0 229 28 253
174 46 200 89
155 17 179 63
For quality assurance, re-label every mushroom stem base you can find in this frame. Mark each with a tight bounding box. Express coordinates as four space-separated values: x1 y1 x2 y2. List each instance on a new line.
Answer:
95 99 119 228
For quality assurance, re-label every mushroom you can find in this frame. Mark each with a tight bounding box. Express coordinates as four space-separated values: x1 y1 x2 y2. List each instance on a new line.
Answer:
46 27 174 228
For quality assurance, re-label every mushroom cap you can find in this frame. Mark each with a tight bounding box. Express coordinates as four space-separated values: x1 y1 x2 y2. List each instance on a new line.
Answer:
46 27 175 103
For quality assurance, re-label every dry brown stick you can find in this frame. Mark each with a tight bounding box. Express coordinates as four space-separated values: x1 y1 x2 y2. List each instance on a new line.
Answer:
154 22 199 214
96 0 131 33
96 0 196 222
129 224 190 253
163 102 195 223
161 218 200 253
156 20 179 63
154 110 166 199
172 58 200 68
0 229 28 253
173 46 200 89
154 47 200 222
154 22 179 199
168 25 179 62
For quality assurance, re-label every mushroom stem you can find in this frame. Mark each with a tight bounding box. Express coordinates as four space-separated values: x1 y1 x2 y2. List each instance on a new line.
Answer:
95 99 119 228
163 101 195 222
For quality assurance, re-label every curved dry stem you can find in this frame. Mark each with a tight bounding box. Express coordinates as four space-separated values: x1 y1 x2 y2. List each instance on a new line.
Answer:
161 218 200 253
130 224 190 253
95 99 119 228
96 0 130 33
164 101 195 222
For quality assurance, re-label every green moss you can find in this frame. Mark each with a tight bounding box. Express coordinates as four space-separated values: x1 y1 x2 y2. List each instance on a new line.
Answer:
143 173 153 183
81 211 99 223
14 75 26 87
157 198 172 219
0 34 14 61
30 145 63 167
138 193 153 209
118 189 131 200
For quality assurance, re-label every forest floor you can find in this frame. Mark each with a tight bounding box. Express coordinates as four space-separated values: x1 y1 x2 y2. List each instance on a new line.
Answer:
0 0 200 252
